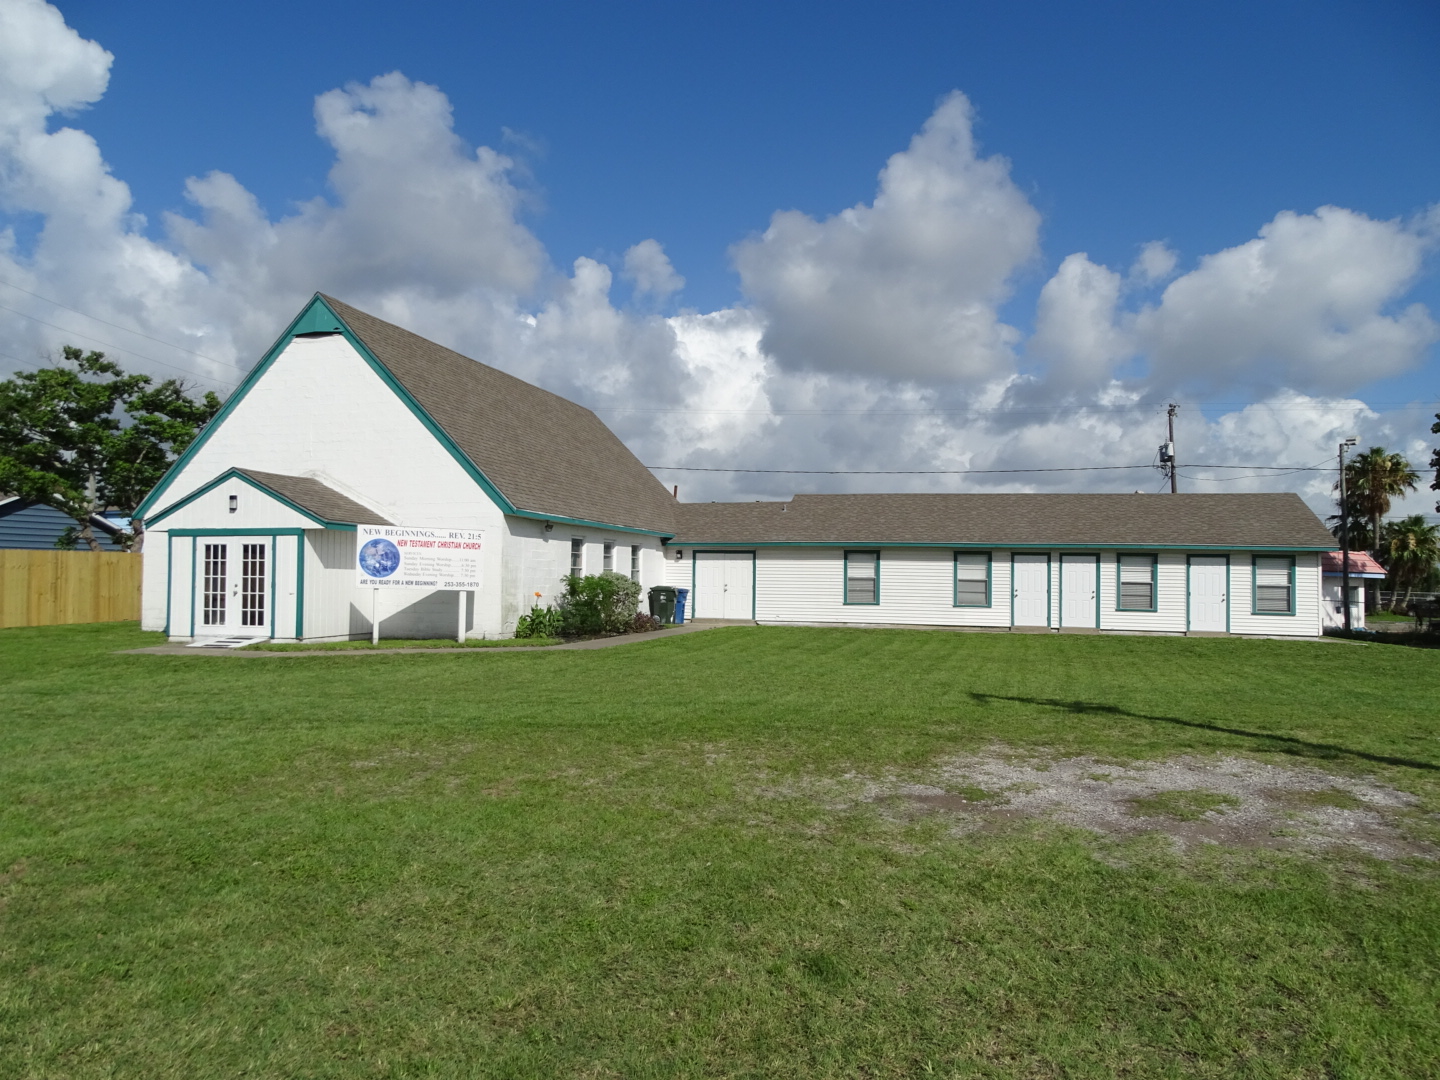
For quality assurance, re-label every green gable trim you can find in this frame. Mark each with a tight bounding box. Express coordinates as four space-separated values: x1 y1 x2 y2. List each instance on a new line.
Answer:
291 303 346 335
168 528 306 537
136 294 523 524
146 468 357 530
509 509 672 538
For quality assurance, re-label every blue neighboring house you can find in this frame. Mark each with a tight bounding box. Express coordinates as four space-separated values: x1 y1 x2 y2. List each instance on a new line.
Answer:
0 496 128 550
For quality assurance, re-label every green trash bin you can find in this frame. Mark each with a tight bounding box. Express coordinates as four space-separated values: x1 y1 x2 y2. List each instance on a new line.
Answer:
648 586 677 624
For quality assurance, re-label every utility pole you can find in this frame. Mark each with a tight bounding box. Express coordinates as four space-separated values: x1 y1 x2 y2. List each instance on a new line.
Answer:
1158 404 1179 492
1166 404 1179 493
1339 436 1358 631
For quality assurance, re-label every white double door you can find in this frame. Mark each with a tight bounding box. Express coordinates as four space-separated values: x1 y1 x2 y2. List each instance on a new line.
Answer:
197 538 270 635
1060 555 1098 628
1189 557 1228 632
693 552 754 619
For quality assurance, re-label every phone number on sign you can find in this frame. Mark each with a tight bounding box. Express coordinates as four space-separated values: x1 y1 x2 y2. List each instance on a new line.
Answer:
443 581 481 589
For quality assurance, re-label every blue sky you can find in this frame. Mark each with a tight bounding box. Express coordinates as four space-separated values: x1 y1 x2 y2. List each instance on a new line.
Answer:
4 0 1439 510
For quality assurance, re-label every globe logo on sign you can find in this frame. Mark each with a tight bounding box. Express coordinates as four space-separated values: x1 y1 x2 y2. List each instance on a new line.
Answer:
358 537 401 578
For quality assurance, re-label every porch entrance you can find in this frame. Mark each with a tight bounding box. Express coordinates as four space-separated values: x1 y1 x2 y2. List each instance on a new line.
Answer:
197 539 270 636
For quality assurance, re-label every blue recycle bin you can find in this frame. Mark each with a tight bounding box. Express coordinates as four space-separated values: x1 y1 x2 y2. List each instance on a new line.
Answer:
675 588 689 625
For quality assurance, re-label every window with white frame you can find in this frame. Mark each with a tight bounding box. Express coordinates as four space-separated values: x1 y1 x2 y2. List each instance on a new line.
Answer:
603 541 614 573
1117 554 1157 611
1254 556 1294 614
845 551 879 604
954 552 990 606
630 544 640 582
570 538 584 577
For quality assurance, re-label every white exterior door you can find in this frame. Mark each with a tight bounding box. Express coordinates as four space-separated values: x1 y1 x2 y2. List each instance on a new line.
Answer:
1012 554 1049 626
1060 555 1098 627
694 552 753 619
196 539 270 635
1189 557 1227 632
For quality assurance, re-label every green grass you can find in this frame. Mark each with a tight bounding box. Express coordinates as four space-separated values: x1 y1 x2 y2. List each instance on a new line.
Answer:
244 636 562 651
2 622 1439 1078
1129 789 1242 821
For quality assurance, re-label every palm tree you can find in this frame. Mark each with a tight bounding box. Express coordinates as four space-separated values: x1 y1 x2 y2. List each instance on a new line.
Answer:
1380 515 1440 609
1335 447 1420 559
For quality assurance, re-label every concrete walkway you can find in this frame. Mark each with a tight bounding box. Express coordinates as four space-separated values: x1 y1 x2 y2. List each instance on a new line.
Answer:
120 620 749 659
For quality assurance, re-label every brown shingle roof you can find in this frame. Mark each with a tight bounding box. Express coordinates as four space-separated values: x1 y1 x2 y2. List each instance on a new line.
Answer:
321 295 677 533
671 493 1336 549
236 469 393 526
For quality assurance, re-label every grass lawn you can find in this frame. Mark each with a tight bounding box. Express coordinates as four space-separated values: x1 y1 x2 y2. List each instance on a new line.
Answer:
2 622 1438 1078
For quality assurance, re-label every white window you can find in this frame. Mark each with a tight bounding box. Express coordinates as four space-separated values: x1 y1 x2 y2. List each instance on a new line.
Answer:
603 541 614 573
954 553 989 607
845 551 879 605
570 538 584 577
1118 555 1156 611
1254 557 1293 614
630 544 640 582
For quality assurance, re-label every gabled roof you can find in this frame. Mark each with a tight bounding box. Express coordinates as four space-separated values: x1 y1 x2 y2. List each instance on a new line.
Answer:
147 467 392 529
1320 551 1387 577
671 492 1337 550
234 469 393 526
319 295 678 534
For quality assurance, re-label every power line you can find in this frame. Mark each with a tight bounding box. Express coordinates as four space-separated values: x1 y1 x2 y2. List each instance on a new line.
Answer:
601 401 1432 417
0 300 238 387
0 277 246 370
650 461 1342 476
651 465 1169 475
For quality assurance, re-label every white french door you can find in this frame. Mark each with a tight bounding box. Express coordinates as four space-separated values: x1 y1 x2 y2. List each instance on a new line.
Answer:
197 539 270 635
1012 554 1050 626
694 552 754 619
1060 555 1098 628
1189 557 1228 632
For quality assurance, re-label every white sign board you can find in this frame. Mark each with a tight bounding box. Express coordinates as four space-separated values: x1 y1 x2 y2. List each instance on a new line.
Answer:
355 526 483 590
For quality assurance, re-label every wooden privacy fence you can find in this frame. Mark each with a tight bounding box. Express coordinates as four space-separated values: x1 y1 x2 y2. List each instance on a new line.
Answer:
0 550 143 628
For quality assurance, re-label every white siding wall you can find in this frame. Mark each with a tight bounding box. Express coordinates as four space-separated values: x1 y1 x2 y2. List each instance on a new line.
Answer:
141 539 168 631
664 548 692 590
755 548 1014 628
735 546 1321 637
1228 552 1322 638
303 529 359 641
1095 552 1188 633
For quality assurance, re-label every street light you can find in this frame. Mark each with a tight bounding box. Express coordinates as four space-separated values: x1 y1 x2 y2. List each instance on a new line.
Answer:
1339 437 1358 631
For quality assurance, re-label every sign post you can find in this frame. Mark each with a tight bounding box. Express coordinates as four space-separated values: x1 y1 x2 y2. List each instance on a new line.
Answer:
355 526 484 643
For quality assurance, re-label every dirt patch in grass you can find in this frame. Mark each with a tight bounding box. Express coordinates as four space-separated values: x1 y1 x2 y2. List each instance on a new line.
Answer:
779 750 1436 862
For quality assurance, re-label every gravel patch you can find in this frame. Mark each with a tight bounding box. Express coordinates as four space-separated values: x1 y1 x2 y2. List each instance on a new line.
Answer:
770 749 1435 861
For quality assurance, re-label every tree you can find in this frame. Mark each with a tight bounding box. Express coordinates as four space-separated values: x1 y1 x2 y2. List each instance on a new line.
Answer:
1380 515 1440 609
1333 447 1420 559
1431 411 1439 513
0 348 221 552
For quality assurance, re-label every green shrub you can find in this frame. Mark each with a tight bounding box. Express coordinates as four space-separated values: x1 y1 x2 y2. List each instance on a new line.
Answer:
559 572 641 637
514 604 564 639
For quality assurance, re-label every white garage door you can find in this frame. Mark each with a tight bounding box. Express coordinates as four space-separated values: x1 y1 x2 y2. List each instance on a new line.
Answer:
694 552 754 619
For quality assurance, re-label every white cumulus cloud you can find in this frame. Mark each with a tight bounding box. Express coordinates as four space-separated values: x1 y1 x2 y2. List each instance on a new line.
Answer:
731 91 1040 383
622 238 684 302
